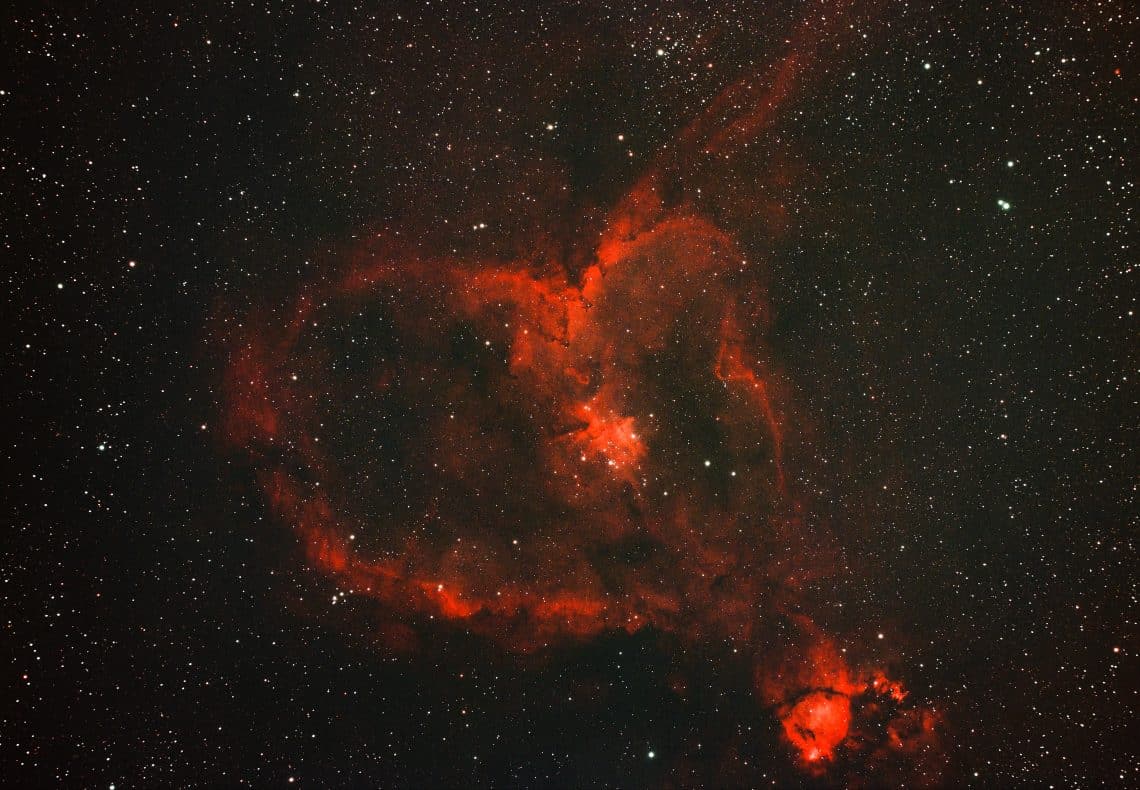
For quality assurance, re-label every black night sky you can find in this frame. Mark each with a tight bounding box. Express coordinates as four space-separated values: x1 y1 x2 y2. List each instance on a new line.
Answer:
4 2 1136 788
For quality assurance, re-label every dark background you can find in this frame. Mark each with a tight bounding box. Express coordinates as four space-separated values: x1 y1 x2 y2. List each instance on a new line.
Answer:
3 1 1134 787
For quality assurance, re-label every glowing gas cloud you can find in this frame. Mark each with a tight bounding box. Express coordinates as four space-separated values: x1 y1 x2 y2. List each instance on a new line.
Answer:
221 4 944 782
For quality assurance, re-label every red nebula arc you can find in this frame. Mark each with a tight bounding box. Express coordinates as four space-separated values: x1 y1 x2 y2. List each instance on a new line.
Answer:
220 6 943 780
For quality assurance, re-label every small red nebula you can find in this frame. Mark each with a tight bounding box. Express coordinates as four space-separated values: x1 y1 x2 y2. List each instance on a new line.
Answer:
781 690 852 764
569 396 646 471
871 669 909 703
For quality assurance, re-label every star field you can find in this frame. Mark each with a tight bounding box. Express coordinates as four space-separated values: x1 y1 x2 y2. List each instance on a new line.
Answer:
3 1 1136 788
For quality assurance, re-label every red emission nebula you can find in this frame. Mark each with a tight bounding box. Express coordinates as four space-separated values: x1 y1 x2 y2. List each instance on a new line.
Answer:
222 7 943 782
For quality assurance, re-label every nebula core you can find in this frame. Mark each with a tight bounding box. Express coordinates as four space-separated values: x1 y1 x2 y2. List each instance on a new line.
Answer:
221 11 945 781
